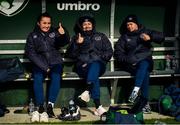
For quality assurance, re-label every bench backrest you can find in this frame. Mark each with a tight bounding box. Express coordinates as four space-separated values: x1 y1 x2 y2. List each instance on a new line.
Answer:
0 37 179 73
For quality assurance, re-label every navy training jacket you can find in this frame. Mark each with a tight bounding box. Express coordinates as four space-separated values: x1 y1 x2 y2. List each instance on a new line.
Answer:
25 27 70 71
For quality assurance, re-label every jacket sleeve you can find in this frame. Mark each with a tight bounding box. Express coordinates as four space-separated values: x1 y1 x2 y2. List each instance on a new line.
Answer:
66 35 91 59
66 36 80 59
55 27 70 47
100 34 113 62
114 37 129 63
147 29 165 44
25 34 48 71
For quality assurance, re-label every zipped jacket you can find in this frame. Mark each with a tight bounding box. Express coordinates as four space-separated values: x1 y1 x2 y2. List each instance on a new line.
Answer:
25 27 70 71
67 31 113 67
114 26 164 70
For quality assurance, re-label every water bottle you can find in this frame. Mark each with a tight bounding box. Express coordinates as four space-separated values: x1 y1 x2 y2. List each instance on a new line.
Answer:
29 98 35 115
69 99 75 115
165 54 171 70
171 56 177 70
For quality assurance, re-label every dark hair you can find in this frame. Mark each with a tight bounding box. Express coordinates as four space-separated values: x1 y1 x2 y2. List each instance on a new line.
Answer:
124 14 139 25
119 14 140 34
73 15 96 35
37 12 51 23
78 15 95 26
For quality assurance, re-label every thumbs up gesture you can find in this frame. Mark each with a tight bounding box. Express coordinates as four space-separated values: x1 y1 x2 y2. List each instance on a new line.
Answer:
77 33 84 44
58 23 65 34
140 33 151 41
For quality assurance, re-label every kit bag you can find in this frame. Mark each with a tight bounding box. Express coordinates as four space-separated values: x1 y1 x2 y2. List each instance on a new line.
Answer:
105 106 144 124
0 57 24 83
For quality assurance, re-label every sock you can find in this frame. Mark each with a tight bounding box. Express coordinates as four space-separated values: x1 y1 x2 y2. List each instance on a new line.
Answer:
94 99 101 109
86 82 93 91
133 86 140 93
48 102 54 108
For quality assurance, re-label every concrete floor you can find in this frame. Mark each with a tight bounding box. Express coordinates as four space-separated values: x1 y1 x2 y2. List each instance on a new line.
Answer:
0 107 173 124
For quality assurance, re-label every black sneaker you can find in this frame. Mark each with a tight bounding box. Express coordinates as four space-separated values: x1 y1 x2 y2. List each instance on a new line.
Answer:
38 104 45 113
0 104 10 114
0 108 4 117
142 103 151 114
129 96 148 114
47 104 55 118
58 107 71 121
71 106 81 120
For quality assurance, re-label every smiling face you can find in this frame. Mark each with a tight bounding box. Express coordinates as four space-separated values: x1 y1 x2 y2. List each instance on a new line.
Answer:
37 17 51 32
126 22 138 32
82 21 93 31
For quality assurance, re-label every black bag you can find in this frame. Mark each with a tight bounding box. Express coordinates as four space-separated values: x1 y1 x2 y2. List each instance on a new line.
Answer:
0 57 24 83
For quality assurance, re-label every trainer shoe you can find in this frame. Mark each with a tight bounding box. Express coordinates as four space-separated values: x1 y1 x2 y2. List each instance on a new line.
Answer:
38 105 45 114
78 90 90 102
31 111 39 122
47 104 55 118
94 105 107 116
39 112 49 122
128 90 138 103
142 103 151 114
58 107 71 121
71 106 81 120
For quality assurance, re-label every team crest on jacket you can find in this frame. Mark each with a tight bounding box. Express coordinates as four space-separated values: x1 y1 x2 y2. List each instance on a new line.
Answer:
127 38 131 42
33 35 37 39
49 32 55 38
94 36 101 41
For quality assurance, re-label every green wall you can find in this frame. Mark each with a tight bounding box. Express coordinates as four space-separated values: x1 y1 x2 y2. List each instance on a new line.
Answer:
46 0 110 37
0 1 41 39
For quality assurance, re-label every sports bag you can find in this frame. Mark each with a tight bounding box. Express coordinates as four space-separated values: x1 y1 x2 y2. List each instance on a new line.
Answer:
0 57 24 83
105 106 144 124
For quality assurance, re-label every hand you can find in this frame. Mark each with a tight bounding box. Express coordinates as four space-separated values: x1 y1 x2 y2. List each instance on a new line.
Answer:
58 23 65 34
140 33 151 41
127 56 137 65
76 33 84 44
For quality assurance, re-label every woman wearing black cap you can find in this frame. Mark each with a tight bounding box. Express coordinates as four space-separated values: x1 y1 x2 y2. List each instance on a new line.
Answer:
67 15 113 116
114 14 165 113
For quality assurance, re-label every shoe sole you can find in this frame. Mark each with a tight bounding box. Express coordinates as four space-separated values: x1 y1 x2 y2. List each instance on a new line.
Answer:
31 118 39 122
78 96 90 102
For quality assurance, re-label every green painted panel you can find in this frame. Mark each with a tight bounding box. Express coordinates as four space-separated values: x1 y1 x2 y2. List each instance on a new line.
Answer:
46 0 111 37
0 44 25 50
114 5 165 38
0 0 41 39
0 81 31 106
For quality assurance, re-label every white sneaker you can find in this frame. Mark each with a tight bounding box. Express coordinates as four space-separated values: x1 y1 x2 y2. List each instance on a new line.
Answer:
31 111 39 122
94 105 107 116
78 90 90 102
128 90 138 103
72 106 80 117
39 112 49 122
